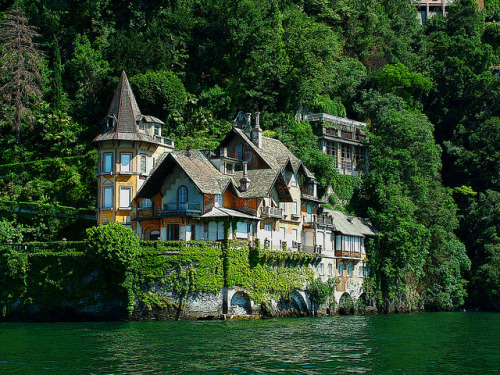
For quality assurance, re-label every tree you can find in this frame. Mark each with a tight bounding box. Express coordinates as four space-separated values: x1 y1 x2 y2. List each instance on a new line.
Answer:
51 35 64 111
0 6 43 145
356 92 469 310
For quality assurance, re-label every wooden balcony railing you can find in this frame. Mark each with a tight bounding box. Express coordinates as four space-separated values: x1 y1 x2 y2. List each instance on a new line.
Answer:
335 250 362 259
261 206 283 219
159 202 201 216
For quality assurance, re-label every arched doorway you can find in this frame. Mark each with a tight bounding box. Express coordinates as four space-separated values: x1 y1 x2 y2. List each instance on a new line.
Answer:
230 292 251 316
338 292 354 315
291 291 308 314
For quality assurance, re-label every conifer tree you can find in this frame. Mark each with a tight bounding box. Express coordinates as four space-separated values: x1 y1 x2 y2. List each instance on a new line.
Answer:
0 6 43 145
51 35 63 111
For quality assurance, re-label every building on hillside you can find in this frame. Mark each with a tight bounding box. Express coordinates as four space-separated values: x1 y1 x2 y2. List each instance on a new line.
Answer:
134 111 318 249
93 71 175 228
304 208 376 301
302 113 369 177
93 74 377 302
415 0 484 25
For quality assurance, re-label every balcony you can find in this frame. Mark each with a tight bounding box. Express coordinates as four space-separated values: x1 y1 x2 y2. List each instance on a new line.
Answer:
317 215 333 226
159 202 201 216
260 206 284 219
335 250 362 259
303 245 322 255
154 135 175 148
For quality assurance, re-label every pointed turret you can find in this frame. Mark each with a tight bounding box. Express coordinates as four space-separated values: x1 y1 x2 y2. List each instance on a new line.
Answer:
93 71 171 146
106 71 142 134
93 71 174 230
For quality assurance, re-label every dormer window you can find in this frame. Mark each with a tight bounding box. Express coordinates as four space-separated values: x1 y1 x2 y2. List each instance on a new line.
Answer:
226 163 234 174
154 126 161 136
106 117 115 129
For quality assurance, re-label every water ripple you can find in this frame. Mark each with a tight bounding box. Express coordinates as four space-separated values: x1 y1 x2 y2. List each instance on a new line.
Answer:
0 313 499 374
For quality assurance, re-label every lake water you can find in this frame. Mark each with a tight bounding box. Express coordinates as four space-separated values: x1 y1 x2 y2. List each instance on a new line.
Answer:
0 312 499 374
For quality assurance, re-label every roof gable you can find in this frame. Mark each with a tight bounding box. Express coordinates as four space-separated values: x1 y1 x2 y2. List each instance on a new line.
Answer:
135 150 228 200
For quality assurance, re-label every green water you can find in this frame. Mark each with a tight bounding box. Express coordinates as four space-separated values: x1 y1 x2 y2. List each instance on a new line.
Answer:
0 313 499 374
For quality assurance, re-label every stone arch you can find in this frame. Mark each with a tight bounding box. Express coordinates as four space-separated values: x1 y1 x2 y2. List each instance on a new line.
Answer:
291 291 309 314
230 291 252 316
338 292 354 315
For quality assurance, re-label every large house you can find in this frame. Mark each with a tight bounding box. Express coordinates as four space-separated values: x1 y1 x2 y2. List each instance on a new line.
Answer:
302 113 369 177
93 73 376 301
93 71 175 228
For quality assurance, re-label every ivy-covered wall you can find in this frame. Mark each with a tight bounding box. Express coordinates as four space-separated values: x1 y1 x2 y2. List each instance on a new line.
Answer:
0 237 321 321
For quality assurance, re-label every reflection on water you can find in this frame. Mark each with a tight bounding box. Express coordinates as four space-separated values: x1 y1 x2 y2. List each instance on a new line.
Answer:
0 313 499 374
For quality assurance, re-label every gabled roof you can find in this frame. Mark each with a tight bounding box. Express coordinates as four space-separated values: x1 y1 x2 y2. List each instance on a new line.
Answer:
173 150 228 195
135 150 229 199
200 206 259 220
93 71 167 145
323 209 376 237
229 169 293 201
216 127 315 179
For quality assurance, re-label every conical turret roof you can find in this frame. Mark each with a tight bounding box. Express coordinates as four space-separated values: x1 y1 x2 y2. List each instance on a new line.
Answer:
107 71 141 133
93 71 168 145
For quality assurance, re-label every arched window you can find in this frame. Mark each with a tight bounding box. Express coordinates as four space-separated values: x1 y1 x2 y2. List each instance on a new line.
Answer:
178 185 188 210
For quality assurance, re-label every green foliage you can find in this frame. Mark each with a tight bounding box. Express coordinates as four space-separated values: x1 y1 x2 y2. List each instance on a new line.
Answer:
86 223 140 313
307 278 338 306
130 70 187 133
0 219 23 243
225 242 315 303
373 63 432 109
86 223 139 273
357 96 469 310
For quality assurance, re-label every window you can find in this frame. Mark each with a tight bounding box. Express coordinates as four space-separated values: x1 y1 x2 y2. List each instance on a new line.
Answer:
139 121 145 131
328 263 333 276
291 173 297 187
121 153 132 172
291 202 297 215
106 117 115 129
154 126 160 136
362 238 366 254
103 187 113 208
319 263 324 276
151 230 160 241
214 194 223 207
279 202 286 213
346 263 353 277
226 163 234 174
178 185 188 210
236 222 247 237
341 144 352 170
140 154 147 174
119 187 132 208
337 261 344 277
103 153 113 173
336 235 342 251
123 216 132 229
292 228 298 241
264 223 272 232
141 198 152 208
235 144 243 160
326 141 335 156
167 224 179 240
359 265 364 277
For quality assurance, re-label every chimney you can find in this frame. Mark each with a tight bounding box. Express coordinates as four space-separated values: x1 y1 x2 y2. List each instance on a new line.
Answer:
239 163 250 192
251 111 263 148
245 112 252 136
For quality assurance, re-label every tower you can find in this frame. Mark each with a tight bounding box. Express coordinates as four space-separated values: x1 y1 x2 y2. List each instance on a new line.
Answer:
93 71 175 230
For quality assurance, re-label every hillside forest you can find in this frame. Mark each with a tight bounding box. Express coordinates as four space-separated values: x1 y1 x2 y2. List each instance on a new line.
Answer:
0 0 498 311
